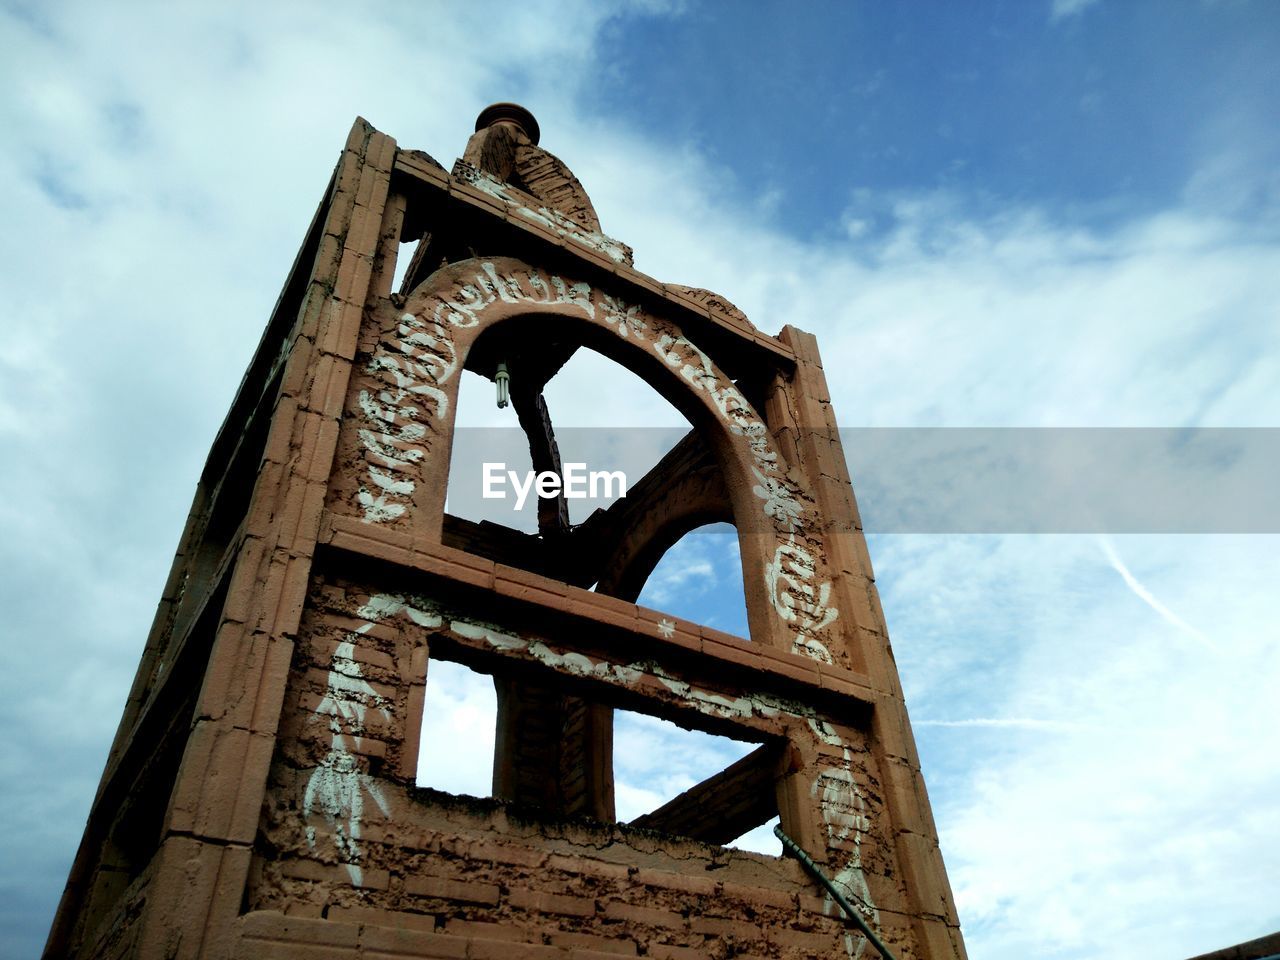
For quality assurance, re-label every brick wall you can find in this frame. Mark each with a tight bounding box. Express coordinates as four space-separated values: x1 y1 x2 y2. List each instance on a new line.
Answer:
237 576 926 958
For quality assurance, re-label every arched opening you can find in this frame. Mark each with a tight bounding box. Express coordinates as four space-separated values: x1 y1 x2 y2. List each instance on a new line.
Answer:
350 257 805 660
443 347 687 536
635 521 747 634
428 319 752 827
391 260 797 858
444 368 540 533
419 496 783 853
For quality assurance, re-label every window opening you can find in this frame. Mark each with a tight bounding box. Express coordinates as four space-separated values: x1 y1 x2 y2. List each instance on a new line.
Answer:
416 658 497 797
414 656 781 856
541 349 687 525
447 369 539 533
615 710 781 855
418 322 778 856
391 236 420 296
636 522 748 637
443 344 724 583
733 817 783 856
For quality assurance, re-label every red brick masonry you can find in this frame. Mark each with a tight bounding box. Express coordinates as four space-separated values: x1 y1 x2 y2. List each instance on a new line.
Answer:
45 110 966 960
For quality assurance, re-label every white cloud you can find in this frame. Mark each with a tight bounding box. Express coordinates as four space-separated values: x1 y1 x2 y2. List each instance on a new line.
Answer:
0 3 667 954
635 525 743 626
913 718 1097 731
417 660 498 798
1051 0 1103 22
638 552 716 607
613 710 756 817
879 533 1280 959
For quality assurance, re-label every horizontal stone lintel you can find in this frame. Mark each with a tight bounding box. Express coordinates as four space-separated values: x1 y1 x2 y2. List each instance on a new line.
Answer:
316 511 879 721
388 154 797 373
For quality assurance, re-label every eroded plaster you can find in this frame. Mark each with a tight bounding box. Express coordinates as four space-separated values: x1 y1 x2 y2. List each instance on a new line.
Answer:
297 588 880 943
453 163 633 265
301 610 398 886
349 259 842 666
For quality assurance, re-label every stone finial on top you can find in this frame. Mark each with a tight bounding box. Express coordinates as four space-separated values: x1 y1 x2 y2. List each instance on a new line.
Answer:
474 102 541 145
462 102 603 234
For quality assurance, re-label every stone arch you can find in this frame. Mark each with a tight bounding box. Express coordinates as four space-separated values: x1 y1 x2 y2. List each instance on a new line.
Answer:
590 430 734 604
337 256 843 664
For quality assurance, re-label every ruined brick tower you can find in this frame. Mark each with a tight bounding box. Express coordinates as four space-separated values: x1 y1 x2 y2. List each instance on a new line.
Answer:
46 106 966 959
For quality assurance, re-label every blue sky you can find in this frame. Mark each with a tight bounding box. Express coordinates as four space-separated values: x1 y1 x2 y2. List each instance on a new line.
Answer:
589 1 1280 234
2 1 1278 958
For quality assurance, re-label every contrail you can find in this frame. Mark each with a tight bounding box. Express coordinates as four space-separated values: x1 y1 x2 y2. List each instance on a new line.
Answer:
914 717 1093 732
1098 537 1219 653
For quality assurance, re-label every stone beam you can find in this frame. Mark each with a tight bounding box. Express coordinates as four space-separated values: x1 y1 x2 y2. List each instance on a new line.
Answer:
629 742 787 844
586 428 732 601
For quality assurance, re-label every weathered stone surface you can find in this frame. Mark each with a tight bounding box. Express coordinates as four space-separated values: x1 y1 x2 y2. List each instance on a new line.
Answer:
44 105 964 960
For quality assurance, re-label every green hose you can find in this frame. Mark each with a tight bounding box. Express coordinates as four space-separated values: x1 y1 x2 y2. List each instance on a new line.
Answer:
774 824 899 960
